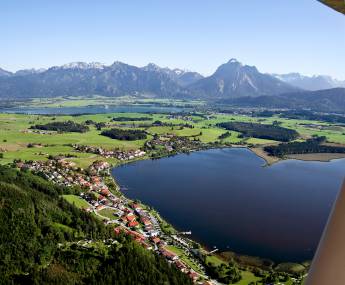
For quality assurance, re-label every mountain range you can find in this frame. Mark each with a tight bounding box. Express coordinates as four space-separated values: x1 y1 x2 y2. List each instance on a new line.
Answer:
0 59 344 113
272 73 345 91
0 59 300 99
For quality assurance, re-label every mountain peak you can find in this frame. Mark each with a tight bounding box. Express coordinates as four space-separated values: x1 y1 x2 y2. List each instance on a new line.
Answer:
15 68 46 76
143 63 162 72
0 68 12 77
191 59 298 98
227 58 241 64
64 62 104 69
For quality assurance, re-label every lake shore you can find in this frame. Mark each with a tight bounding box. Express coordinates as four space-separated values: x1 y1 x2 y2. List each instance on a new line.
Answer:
248 146 345 165
247 146 280 165
286 153 345 162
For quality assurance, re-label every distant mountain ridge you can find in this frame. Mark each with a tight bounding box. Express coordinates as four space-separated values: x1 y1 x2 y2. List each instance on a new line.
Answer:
142 63 204 87
0 61 191 99
0 59 344 104
226 88 345 113
272 73 345 91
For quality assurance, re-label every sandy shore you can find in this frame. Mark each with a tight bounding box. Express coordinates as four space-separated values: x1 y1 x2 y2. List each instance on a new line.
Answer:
249 147 280 165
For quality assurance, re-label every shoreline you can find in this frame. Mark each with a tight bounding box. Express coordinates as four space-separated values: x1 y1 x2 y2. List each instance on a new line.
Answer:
247 146 345 166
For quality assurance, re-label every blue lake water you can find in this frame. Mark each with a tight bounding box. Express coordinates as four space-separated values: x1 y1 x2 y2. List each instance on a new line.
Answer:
0 105 186 115
112 148 345 262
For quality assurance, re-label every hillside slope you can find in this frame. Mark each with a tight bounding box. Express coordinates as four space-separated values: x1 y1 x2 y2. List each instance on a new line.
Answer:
0 165 192 285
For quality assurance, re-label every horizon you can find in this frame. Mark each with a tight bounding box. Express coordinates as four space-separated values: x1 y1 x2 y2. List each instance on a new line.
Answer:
1 0 344 80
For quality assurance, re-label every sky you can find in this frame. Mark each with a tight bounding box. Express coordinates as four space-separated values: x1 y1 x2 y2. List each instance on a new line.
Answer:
1 0 344 79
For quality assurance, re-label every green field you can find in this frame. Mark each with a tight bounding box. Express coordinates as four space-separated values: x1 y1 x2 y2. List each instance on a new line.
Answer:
62 195 91 209
0 109 344 169
98 208 118 219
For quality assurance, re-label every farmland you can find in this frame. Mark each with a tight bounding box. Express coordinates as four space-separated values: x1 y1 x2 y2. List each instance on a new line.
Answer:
0 109 344 168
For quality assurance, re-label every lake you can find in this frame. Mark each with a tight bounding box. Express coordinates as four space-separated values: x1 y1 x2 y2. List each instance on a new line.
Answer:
0 105 186 115
112 148 345 262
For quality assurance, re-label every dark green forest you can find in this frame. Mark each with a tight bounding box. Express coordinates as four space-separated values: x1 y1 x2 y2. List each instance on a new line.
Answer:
101 128 147 141
264 136 345 157
30 121 89 133
0 165 192 285
112 116 152 122
217 122 298 142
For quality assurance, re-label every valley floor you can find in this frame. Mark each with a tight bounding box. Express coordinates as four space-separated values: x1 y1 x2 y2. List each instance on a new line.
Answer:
1 102 344 284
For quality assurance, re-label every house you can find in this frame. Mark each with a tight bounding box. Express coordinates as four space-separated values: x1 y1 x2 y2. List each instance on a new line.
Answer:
91 176 101 183
145 225 154 231
131 203 141 211
140 241 153 250
101 188 111 196
188 271 199 282
175 260 187 272
149 230 159 237
126 213 136 222
141 217 152 226
151 237 161 244
128 220 139 228
98 195 107 202
160 248 178 261
96 205 105 211
127 230 145 241
114 226 127 235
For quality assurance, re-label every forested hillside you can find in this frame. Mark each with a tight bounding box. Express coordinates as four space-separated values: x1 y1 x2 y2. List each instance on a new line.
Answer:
0 165 192 285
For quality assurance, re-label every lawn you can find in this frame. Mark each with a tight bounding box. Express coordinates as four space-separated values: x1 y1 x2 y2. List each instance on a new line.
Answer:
234 270 261 285
98 208 118 219
62 195 91 209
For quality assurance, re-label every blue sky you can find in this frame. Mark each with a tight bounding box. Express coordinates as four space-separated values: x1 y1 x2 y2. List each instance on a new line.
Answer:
1 0 344 79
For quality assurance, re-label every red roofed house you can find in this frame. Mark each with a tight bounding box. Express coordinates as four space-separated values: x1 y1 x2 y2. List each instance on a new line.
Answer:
114 226 128 235
152 237 161 244
160 248 178 261
141 217 152 226
126 213 136 222
101 188 111 196
189 271 199 282
98 195 106 202
128 220 139 228
131 203 141 210
96 205 105 211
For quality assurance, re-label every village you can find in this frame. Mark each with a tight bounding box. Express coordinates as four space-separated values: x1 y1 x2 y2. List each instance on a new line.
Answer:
72 144 146 161
15 156 214 284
